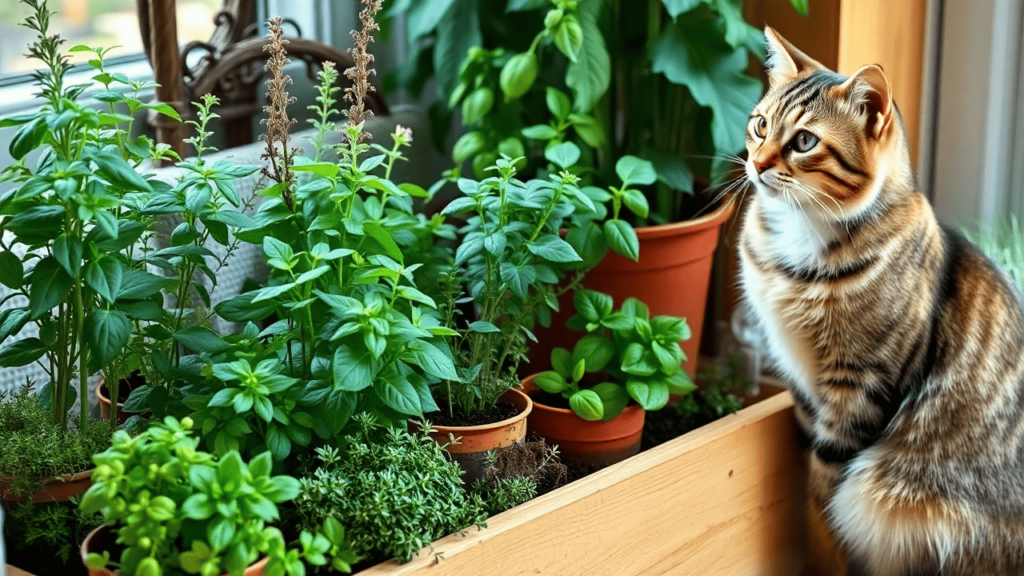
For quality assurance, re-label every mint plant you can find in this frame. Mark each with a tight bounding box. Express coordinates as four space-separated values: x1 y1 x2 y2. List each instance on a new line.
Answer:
80 416 357 576
437 141 614 417
533 289 696 420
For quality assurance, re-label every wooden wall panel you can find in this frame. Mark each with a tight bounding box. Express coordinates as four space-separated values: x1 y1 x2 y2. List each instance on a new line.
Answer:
838 0 928 163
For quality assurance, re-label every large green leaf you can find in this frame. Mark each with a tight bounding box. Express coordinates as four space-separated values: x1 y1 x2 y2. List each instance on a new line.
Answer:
214 292 278 322
544 142 582 169
92 150 153 192
565 3 611 112
572 333 615 373
86 308 130 367
569 389 604 421
9 117 46 160
117 269 174 300
434 0 481 98
661 0 703 18
574 288 612 322
28 257 72 318
173 326 231 354
643 146 694 194
615 156 658 187
603 219 639 261
53 234 83 278
333 345 377 391
374 375 422 416
407 0 458 43
362 222 404 264
403 340 459 381
650 18 763 155
527 235 581 263
85 256 123 304
0 338 47 367
565 221 608 269
0 309 30 341
708 0 757 49
592 382 630 421
626 378 670 411
6 205 64 242
0 251 23 289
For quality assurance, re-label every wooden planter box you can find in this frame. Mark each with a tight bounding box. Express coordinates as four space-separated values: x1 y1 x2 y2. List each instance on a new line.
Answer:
358 383 807 576
5 385 805 576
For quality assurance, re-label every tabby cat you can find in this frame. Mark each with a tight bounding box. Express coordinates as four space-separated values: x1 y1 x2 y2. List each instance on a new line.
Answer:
738 28 1024 576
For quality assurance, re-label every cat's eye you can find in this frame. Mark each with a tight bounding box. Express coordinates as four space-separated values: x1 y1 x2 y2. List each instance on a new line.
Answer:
752 116 768 138
792 130 819 153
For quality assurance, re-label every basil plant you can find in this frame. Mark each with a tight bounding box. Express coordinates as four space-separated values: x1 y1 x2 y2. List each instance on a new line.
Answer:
534 289 697 421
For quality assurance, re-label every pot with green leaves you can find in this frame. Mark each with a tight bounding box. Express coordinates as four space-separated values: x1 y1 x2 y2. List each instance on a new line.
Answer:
79 416 358 576
429 141 615 477
529 156 736 378
523 289 697 466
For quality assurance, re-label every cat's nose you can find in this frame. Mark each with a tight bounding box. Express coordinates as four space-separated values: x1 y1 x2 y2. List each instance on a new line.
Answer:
754 159 773 174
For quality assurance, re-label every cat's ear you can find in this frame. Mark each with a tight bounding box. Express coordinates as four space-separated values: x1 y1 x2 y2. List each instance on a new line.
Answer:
764 27 825 86
839 64 893 139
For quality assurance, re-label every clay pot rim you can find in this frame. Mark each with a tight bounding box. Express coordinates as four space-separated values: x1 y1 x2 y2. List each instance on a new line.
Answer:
1 468 94 503
521 373 644 421
426 388 533 434
1 467 93 488
81 525 269 575
96 375 143 406
530 396 645 420
631 195 736 240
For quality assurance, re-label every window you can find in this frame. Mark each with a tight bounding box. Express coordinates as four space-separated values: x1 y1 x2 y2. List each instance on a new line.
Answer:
0 0 223 83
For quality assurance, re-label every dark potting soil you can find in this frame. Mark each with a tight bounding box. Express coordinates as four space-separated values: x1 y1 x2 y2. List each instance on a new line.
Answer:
427 401 519 427
641 409 713 452
103 370 145 399
530 390 571 410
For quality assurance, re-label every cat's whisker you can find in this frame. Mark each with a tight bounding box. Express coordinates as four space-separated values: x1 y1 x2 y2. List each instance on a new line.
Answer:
692 173 748 219
789 180 853 242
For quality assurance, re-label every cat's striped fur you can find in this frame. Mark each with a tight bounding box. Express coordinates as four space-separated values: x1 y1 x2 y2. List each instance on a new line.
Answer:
738 28 1024 576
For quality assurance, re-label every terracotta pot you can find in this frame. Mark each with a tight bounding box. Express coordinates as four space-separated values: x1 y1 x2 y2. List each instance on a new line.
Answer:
0 468 93 504
96 376 150 425
521 374 645 467
530 198 736 378
81 525 269 576
419 388 532 482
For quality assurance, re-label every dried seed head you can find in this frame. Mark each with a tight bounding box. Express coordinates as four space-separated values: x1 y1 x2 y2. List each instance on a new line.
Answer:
260 17 297 194
343 0 383 143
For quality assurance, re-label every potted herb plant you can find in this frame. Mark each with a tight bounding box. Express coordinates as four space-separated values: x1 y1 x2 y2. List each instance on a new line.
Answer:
430 140 613 477
78 416 357 576
174 9 457 456
96 90 261 426
0 0 192 502
521 289 695 465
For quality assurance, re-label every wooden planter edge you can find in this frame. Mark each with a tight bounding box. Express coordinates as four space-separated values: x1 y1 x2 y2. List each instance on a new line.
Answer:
359 385 806 575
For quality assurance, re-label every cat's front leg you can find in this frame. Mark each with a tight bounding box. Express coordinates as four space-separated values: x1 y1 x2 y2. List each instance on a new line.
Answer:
802 454 849 576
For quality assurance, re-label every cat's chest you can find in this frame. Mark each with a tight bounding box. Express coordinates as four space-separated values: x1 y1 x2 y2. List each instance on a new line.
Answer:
739 203 839 400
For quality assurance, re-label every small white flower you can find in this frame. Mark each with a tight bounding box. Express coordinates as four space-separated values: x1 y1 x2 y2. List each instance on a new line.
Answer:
394 124 413 145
